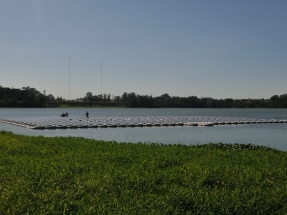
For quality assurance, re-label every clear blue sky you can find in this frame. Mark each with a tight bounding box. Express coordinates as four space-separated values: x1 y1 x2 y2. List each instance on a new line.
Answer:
1 0 286 99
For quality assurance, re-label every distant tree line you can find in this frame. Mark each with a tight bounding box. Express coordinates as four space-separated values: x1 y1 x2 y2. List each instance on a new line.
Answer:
83 91 287 108
0 86 61 107
1 85 287 108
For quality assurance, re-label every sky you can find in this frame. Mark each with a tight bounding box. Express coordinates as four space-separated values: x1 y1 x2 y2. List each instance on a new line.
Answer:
1 0 287 100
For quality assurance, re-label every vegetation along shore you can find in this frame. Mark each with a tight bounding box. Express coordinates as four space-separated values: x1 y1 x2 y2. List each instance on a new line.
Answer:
1 85 287 108
1 131 287 214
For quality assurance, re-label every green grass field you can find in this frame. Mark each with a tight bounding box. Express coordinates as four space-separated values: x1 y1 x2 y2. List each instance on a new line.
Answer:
1 131 287 214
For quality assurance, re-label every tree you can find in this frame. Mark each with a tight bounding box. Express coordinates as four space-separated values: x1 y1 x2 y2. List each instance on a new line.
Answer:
114 96 121 102
127 92 138 107
103 93 107 102
84 92 93 102
270 95 279 101
46 94 55 102
122 92 128 103
107 93 111 102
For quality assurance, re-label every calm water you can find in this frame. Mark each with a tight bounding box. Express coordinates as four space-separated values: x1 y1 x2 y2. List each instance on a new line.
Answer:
1 108 287 150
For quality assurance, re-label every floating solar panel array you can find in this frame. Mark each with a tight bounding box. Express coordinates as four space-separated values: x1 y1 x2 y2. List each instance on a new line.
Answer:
1 116 287 130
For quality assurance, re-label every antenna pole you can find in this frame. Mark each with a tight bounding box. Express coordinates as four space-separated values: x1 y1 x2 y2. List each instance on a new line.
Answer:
101 60 102 96
69 55 70 101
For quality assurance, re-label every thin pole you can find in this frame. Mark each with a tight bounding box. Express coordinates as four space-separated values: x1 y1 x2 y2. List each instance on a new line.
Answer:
101 60 102 96
69 55 70 101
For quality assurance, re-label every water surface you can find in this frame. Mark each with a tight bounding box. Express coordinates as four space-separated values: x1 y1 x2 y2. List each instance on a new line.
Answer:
1 108 287 150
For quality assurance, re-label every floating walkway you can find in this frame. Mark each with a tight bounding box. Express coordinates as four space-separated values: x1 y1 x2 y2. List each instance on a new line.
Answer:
1 116 287 130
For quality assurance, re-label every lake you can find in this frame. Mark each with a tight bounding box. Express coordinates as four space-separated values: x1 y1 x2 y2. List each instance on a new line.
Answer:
0 108 287 150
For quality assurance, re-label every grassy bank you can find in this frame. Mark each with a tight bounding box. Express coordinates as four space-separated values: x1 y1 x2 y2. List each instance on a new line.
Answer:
1 131 287 214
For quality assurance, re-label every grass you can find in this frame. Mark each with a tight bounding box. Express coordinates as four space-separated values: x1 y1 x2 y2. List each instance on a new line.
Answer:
1 131 287 214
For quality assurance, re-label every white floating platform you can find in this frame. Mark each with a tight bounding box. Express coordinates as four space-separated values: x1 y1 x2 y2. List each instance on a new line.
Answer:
0 116 286 130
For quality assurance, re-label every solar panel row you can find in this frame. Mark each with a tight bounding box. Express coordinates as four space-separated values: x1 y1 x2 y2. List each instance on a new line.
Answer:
1 116 286 130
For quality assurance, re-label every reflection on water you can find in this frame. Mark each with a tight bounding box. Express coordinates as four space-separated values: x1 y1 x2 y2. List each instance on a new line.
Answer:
0 108 287 150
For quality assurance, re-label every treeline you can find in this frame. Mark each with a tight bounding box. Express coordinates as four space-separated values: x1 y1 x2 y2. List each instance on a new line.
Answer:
83 91 287 108
0 86 61 107
1 85 287 108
